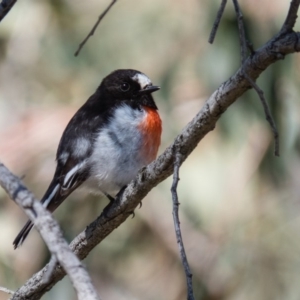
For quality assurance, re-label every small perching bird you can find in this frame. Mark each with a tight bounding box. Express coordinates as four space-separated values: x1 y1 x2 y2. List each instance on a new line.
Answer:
13 69 162 249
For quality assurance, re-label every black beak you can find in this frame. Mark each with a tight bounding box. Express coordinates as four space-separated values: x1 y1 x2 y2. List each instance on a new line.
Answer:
139 85 160 94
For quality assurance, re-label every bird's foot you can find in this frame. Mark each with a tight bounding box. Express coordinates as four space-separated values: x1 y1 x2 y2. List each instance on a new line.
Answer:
102 200 114 218
129 210 135 218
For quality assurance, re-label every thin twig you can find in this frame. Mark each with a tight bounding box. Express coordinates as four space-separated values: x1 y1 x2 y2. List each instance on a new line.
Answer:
208 0 228 44
232 0 280 156
171 150 194 300
0 286 14 295
0 0 17 22
243 72 280 156
281 0 300 32
74 0 117 56
232 0 247 63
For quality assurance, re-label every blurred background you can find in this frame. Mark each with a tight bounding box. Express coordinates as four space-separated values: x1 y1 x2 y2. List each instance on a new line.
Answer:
0 0 299 299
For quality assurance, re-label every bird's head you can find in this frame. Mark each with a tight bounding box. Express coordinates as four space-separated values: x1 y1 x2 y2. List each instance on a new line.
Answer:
99 69 160 109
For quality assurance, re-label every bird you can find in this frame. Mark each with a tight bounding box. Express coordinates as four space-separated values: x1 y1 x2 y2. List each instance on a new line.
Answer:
13 69 162 249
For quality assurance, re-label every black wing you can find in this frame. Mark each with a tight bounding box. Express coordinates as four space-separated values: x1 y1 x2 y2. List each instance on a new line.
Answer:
13 92 112 248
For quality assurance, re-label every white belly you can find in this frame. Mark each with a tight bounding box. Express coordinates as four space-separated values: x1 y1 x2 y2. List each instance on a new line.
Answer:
84 105 147 196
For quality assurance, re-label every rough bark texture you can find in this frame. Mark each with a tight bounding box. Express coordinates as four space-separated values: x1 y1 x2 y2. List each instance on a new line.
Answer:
11 28 300 300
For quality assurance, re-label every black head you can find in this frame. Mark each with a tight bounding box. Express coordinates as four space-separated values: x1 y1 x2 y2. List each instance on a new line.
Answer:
98 69 160 109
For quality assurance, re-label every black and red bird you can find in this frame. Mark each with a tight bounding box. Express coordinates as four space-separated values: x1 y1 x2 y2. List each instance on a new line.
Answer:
13 69 162 248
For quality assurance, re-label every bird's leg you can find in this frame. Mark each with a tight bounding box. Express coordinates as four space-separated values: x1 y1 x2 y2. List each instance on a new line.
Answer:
102 186 137 218
116 185 127 199
102 187 126 217
103 192 115 203
101 192 116 218
115 185 136 218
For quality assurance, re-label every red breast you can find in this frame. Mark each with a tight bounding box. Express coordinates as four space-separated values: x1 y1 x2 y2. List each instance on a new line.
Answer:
139 106 162 164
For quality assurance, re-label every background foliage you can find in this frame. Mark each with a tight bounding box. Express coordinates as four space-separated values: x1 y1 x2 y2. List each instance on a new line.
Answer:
0 0 300 299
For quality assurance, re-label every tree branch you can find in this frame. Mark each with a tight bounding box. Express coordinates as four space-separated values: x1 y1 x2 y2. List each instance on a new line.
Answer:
0 163 100 300
232 0 280 156
208 0 228 44
282 0 300 32
0 0 17 22
243 72 279 156
0 286 14 295
10 27 300 300
232 0 248 63
171 150 194 300
74 0 118 56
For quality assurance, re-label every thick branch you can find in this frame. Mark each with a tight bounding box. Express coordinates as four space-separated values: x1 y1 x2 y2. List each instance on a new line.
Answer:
11 29 300 300
0 163 100 300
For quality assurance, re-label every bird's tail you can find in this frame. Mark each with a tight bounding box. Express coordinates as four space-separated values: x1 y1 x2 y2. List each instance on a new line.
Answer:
13 171 84 248
13 180 61 249
13 220 34 249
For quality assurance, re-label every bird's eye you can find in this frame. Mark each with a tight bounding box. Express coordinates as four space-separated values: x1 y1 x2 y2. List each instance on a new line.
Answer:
120 82 130 92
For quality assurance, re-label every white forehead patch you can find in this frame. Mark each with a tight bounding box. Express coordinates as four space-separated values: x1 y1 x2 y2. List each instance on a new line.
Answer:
132 73 152 89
